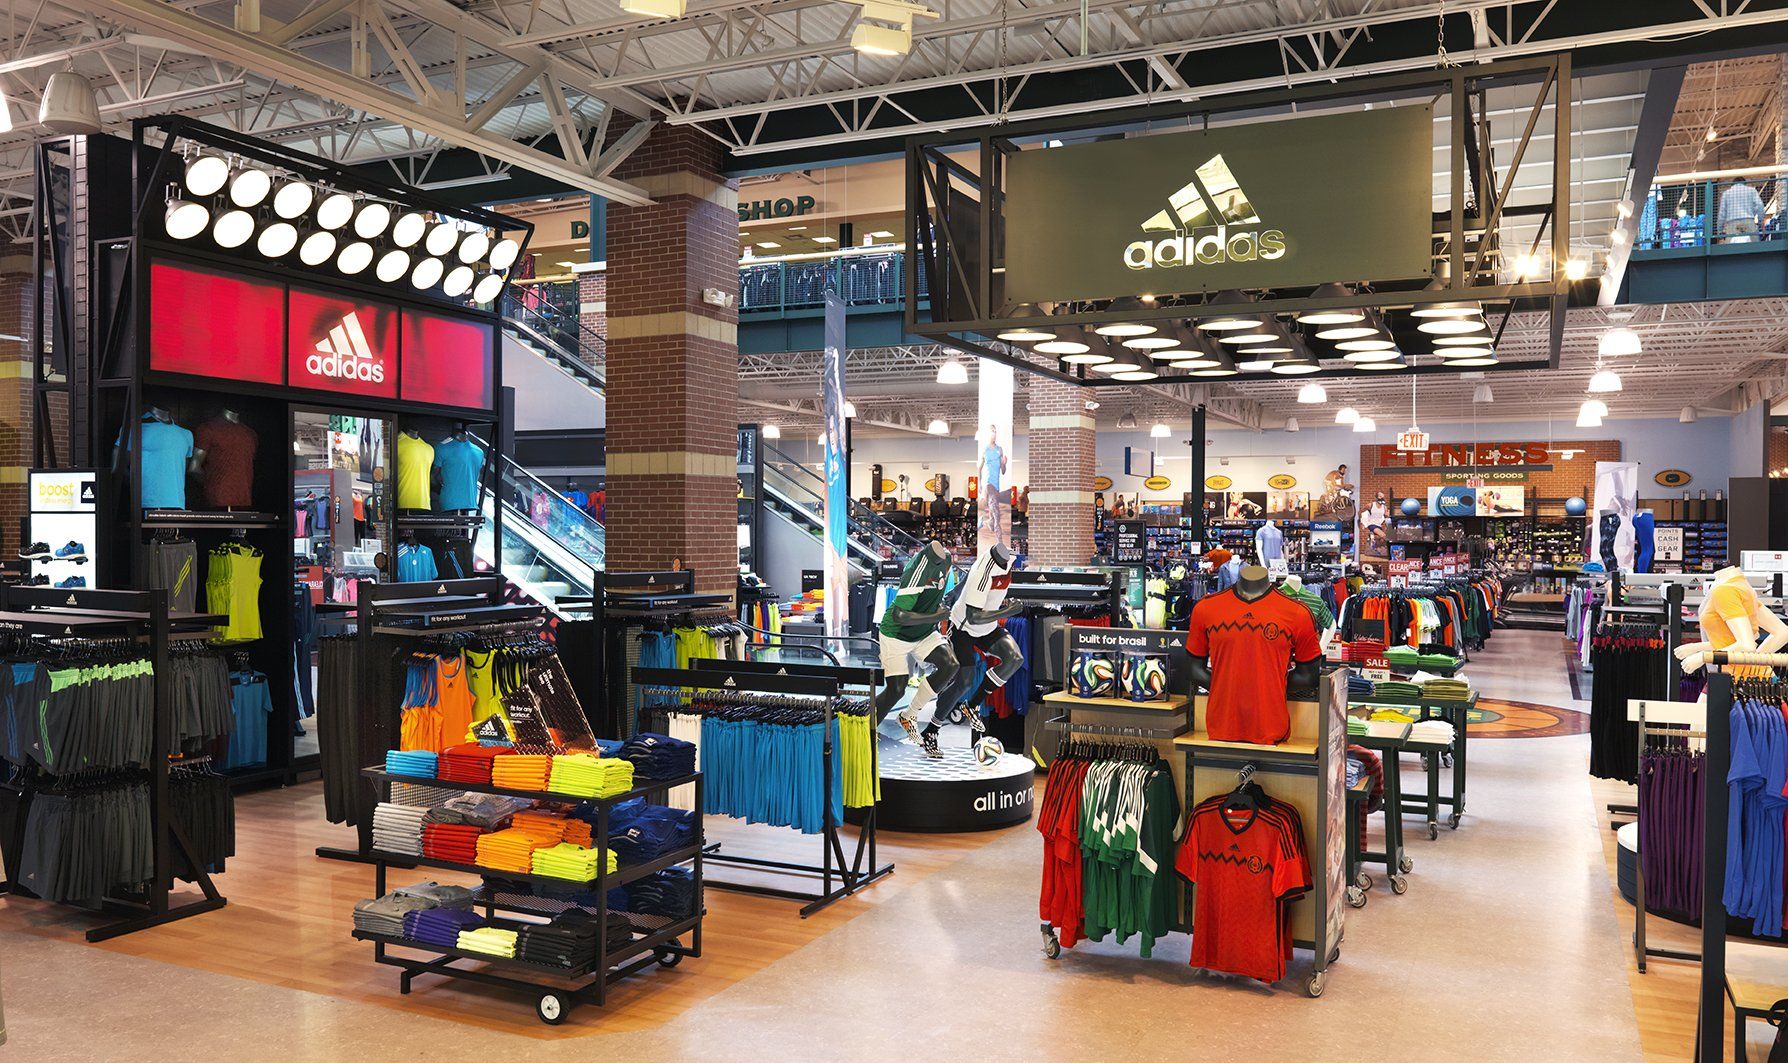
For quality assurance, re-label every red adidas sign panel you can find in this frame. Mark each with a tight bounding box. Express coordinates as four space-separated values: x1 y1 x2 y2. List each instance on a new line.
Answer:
401 307 493 409
148 262 285 384
287 287 398 398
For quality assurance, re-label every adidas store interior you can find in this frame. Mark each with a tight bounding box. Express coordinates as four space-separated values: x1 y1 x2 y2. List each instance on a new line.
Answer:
12 37 1788 1063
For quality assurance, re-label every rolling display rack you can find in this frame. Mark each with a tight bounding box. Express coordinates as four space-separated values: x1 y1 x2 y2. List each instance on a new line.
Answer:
0 586 231 941
315 576 543 865
632 660 894 917
603 570 736 739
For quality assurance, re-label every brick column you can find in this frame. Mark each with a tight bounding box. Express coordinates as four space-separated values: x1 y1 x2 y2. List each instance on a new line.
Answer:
604 127 740 595
1026 378 1095 565
0 253 34 555
576 267 606 371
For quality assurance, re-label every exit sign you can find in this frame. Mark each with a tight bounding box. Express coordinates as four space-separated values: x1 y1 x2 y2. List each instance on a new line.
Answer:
1396 428 1430 452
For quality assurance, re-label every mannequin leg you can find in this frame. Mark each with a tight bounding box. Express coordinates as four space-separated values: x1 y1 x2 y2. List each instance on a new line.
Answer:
956 630 1023 727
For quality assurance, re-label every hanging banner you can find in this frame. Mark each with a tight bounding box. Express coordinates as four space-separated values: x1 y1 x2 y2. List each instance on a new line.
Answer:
821 287 849 637
1591 461 1639 572
977 359 1014 552
1003 106 1433 303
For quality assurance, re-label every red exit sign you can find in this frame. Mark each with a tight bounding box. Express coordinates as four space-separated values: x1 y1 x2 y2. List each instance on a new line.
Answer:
1396 428 1430 452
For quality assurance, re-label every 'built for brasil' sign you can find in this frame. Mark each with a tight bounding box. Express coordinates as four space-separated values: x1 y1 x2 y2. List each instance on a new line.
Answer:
1002 106 1432 304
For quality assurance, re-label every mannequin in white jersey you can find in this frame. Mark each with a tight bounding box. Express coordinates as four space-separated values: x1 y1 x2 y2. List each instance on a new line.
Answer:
919 543 1025 759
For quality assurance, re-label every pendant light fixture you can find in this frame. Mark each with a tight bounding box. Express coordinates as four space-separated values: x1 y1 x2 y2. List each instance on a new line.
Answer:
1598 327 1641 357
1195 290 1259 331
997 304 1056 343
1093 296 1158 337
1576 400 1603 428
1343 348 1402 363
1353 416 1378 433
1151 423 1171 438
761 423 782 440
1473 382 1494 404
1284 417 1301 432
1297 382 1328 404
1409 276 1479 318
1113 369 1158 381
927 418 949 435
1270 361 1321 375
1680 406 1698 424
1587 367 1623 393
1417 317 1486 335
936 358 970 384
1295 283 1365 325
1356 359 1407 371
1314 325 1377 341
1335 406 1360 425
165 199 210 240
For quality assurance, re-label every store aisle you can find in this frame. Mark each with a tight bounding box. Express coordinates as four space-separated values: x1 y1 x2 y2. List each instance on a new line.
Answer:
1 631 1651 1061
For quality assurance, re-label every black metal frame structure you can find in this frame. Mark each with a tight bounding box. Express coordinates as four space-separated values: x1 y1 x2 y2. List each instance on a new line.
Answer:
904 55 1573 386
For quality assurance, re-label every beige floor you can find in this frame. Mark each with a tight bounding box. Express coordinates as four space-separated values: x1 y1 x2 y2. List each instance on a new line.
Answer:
1 631 1670 1061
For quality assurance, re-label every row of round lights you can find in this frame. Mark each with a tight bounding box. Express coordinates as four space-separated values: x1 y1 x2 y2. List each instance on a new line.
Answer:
165 151 520 305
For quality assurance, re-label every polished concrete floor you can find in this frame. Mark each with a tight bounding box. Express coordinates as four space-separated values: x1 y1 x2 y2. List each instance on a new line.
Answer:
2 630 1662 1061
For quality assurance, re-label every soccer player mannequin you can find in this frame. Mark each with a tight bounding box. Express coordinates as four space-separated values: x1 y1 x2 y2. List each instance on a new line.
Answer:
1184 565 1321 702
923 542 1025 759
876 541 961 736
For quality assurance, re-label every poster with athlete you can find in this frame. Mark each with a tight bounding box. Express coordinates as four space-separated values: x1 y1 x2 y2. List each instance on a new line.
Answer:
1314 463 1356 520
1356 489 1391 571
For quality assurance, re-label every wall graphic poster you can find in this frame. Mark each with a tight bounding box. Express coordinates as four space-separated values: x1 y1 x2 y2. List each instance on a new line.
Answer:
1427 485 1476 517
1314 463 1356 521
1266 490 1310 520
1356 489 1391 568
28 469 98 585
1590 461 1640 572
1474 485 1524 517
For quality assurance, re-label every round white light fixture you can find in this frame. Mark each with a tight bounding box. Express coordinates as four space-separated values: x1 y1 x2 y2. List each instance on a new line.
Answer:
410 257 445 290
212 209 254 248
1297 382 1328 404
1335 406 1360 425
1410 301 1479 319
1343 349 1402 363
1582 398 1609 418
442 265 475 297
1245 346 1295 356
316 193 355 230
1610 228 1629 247
392 212 429 248
1418 318 1487 335
1237 359 1277 372
354 203 392 239
1094 322 1157 337
1189 366 1239 377
1163 356 1220 370
255 221 298 258
1435 335 1496 346
165 200 209 240
1335 338 1396 352
299 231 337 266
1151 423 1171 438
1146 348 1195 361
472 274 506 304
1113 370 1158 381
936 358 969 384
1565 258 1589 281
1122 335 1181 350
843 401 857 418
184 154 230 197
1285 417 1301 432
458 230 492 264
1473 382 1494 404
1196 315 1260 332
229 168 271 208
337 241 374 275
1036 340 1092 356
272 180 314 220
489 238 522 272
1315 325 1377 341
999 326 1055 342
425 222 460 257
1587 368 1623 393
375 249 410 283
761 423 782 440
1353 416 1378 433
1599 327 1641 357
1295 284 1365 325
1089 360 1143 374
1271 362 1321 375
1357 360 1406 371
927 418 949 435
1442 355 1500 367
1577 400 1604 428
1680 406 1698 424
1218 332 1278 346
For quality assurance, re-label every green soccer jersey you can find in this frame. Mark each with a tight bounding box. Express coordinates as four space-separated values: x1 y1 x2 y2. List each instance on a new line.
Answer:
878 551 949 642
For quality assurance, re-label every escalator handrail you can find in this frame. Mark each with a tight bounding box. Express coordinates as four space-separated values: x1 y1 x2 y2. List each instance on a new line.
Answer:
761 442 923 556
502 311 607 394
470 433 606 550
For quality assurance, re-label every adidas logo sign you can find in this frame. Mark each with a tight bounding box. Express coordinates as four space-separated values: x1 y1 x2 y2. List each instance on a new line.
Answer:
722 677 735 687
436 584 447 594
776 667 788 675
65 594 77 606
306 311 386 383
1124 153 1286 272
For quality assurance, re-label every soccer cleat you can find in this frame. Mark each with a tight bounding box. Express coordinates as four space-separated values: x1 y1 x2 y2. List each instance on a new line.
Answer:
956 704 987 733
896 709 922 744
17 542 50 560
53 575 86 589
919 731 943 760
53 541 87 562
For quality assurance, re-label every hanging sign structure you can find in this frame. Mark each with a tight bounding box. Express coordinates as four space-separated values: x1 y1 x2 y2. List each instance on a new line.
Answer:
1396 428 1430 453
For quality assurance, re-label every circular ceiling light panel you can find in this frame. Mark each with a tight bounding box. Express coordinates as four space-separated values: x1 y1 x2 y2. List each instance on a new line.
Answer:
229 168 272 208
998 327 1054 342
1146 348 1195 361
336 241 374 275
299 231 337 266
1270 362 1321 375
1164 356 1220 369
1417 317 1487 335
1112 370 1159 381
1195 316 1260 331
255 221 298 258
1335 338 1397 352
184 154 230 197
1122 335 1181 350
426 222 461 257
165 200 209 240
1092 322 1157 337
1357 360 1406 371
272 180 314 220
442 265 476 297
410 258 445 290
1218 332 1278 345
489 238 522 272
391 212 429 248
1343 349 1402 363
1443 355 1501 367
472 274 506 304
1434 335 1494 346
457 230 492 264
1035 340 1092 356
1089 359 1143 374
212 209 255 249
1314 326 1378 341
316 193 355 231
1410 301 1480 318
375 249 411 283
354 203 392 240
1190 366 1239 377
1236 359 1277 372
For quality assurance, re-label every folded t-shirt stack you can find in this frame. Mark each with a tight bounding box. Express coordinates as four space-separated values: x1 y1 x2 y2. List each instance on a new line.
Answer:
386 749 438 779
457 926 519 958
422 822 483 864
515 912 622 971
1421 677 1472 701
372 802 428 856
623 867 698 919
1383 645 1422 669
352 881 473 936
532 841 617 882
549 753 635 798
1417 651 1460 671
1346 716 1369 737
510 809 594 848
490 753 552 793
438 743 513 785
425 793 531 830
403 906 485 948
1371 679 1423 702
606 801 696 865
475 819 566 873
1410 718 1457 745
1346 673 1374 698
617 733 698 780
1341 639 1388 663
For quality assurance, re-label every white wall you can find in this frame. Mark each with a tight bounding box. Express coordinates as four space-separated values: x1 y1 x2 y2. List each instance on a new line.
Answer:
1729 403 1766 480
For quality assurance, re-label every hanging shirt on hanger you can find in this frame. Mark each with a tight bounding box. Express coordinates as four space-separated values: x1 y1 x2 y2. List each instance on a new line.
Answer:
396 433 434 510
433 437 486 512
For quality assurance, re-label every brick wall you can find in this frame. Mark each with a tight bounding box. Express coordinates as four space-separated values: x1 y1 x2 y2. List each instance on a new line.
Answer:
1357 439 1617 512
604 126 741 596
1769 423 1788 477
576 268 606 370
1025 378 1096 565
0 255 34 554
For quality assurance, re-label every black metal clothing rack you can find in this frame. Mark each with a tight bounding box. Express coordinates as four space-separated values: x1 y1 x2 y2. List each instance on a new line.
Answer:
0 586 230 941
602 570 736 739
631 661 894 918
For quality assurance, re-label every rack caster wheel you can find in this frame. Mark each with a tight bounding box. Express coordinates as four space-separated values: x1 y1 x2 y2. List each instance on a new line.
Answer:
1448 814 1462 830
1329 946 1341 964
1428 822 1440 841
1390 874 1409 895
537 991 570 1025
1398 855 1414 874
1306 971 1326 998
1043 935 1062 959
1353 871 1372 891
655 947 682 968
1347 885 1367 909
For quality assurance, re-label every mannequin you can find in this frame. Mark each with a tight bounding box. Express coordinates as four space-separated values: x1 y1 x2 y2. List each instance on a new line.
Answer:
1255 519 1284 563
1185 565 1323 742
877 542 961 745
1633 508 1657 574
1675 567 1788 674
924 542 1024 758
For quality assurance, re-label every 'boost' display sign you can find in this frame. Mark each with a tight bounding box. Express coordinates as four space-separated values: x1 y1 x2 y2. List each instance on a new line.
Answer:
1003 106 1433 303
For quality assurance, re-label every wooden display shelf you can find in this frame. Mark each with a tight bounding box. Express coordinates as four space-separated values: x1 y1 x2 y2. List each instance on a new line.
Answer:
1041 691 1187 713
1174 731 1320 757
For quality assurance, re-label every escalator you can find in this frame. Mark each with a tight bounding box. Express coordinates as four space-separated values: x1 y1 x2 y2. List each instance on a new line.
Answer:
471 440 603 615
756 443 923 588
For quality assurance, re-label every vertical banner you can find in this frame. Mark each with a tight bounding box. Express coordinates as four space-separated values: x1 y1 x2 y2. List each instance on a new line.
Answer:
1591 461 1639 572
821 287 849 637
977 359 1014 553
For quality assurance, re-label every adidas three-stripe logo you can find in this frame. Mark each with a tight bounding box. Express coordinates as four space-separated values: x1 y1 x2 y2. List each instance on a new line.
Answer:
1125 153 1286 272
305 311 387 383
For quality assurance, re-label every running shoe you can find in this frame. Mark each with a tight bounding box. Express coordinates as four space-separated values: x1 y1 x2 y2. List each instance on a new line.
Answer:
956 704 987 733
53 575 86 589
53 541 87 561
24 574 48 586
17 542 49 560
919 731 942 760
896 709 922 744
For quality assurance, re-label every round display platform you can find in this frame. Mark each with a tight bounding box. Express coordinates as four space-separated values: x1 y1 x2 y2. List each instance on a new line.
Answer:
848 731 1036 833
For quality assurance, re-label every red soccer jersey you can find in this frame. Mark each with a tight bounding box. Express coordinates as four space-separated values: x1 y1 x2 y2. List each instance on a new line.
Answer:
1186 588 1321 744
1175 796 1311 983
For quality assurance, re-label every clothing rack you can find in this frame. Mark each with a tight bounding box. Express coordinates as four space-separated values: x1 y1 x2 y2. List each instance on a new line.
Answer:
1697 651 1788 1061
0 586 228 941
1006 568 1124 623
601 570 736 739
630 661 893 917
1627 689 1706 974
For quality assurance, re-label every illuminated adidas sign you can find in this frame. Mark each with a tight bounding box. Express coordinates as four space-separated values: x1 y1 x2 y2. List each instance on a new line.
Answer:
307 311 386 383
1124 154 1286 271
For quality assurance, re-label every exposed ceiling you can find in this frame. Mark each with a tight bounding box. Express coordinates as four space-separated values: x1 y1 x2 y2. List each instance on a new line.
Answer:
1660 53 1783 174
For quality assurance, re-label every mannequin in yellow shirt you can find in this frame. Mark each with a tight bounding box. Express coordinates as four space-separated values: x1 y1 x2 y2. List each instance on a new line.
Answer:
1675 566 1788 675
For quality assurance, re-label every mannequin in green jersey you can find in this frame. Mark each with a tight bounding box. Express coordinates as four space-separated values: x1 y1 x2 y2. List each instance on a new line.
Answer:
876 542 961 744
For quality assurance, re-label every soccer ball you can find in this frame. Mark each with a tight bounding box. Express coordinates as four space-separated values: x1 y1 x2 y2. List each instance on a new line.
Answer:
973 737 1004 767
1070 652 1116 698
1123 654 1168 702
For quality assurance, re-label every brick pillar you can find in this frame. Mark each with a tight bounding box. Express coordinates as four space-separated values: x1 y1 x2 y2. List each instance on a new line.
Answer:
0 253 34 555
1026 378 1095 565
576 267 606 370
604 127 740 595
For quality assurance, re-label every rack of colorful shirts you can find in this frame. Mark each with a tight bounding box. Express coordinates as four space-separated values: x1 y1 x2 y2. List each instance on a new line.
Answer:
600 570 738 740
1334 578 1493 654
631 659 893 917
0 585 231 941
